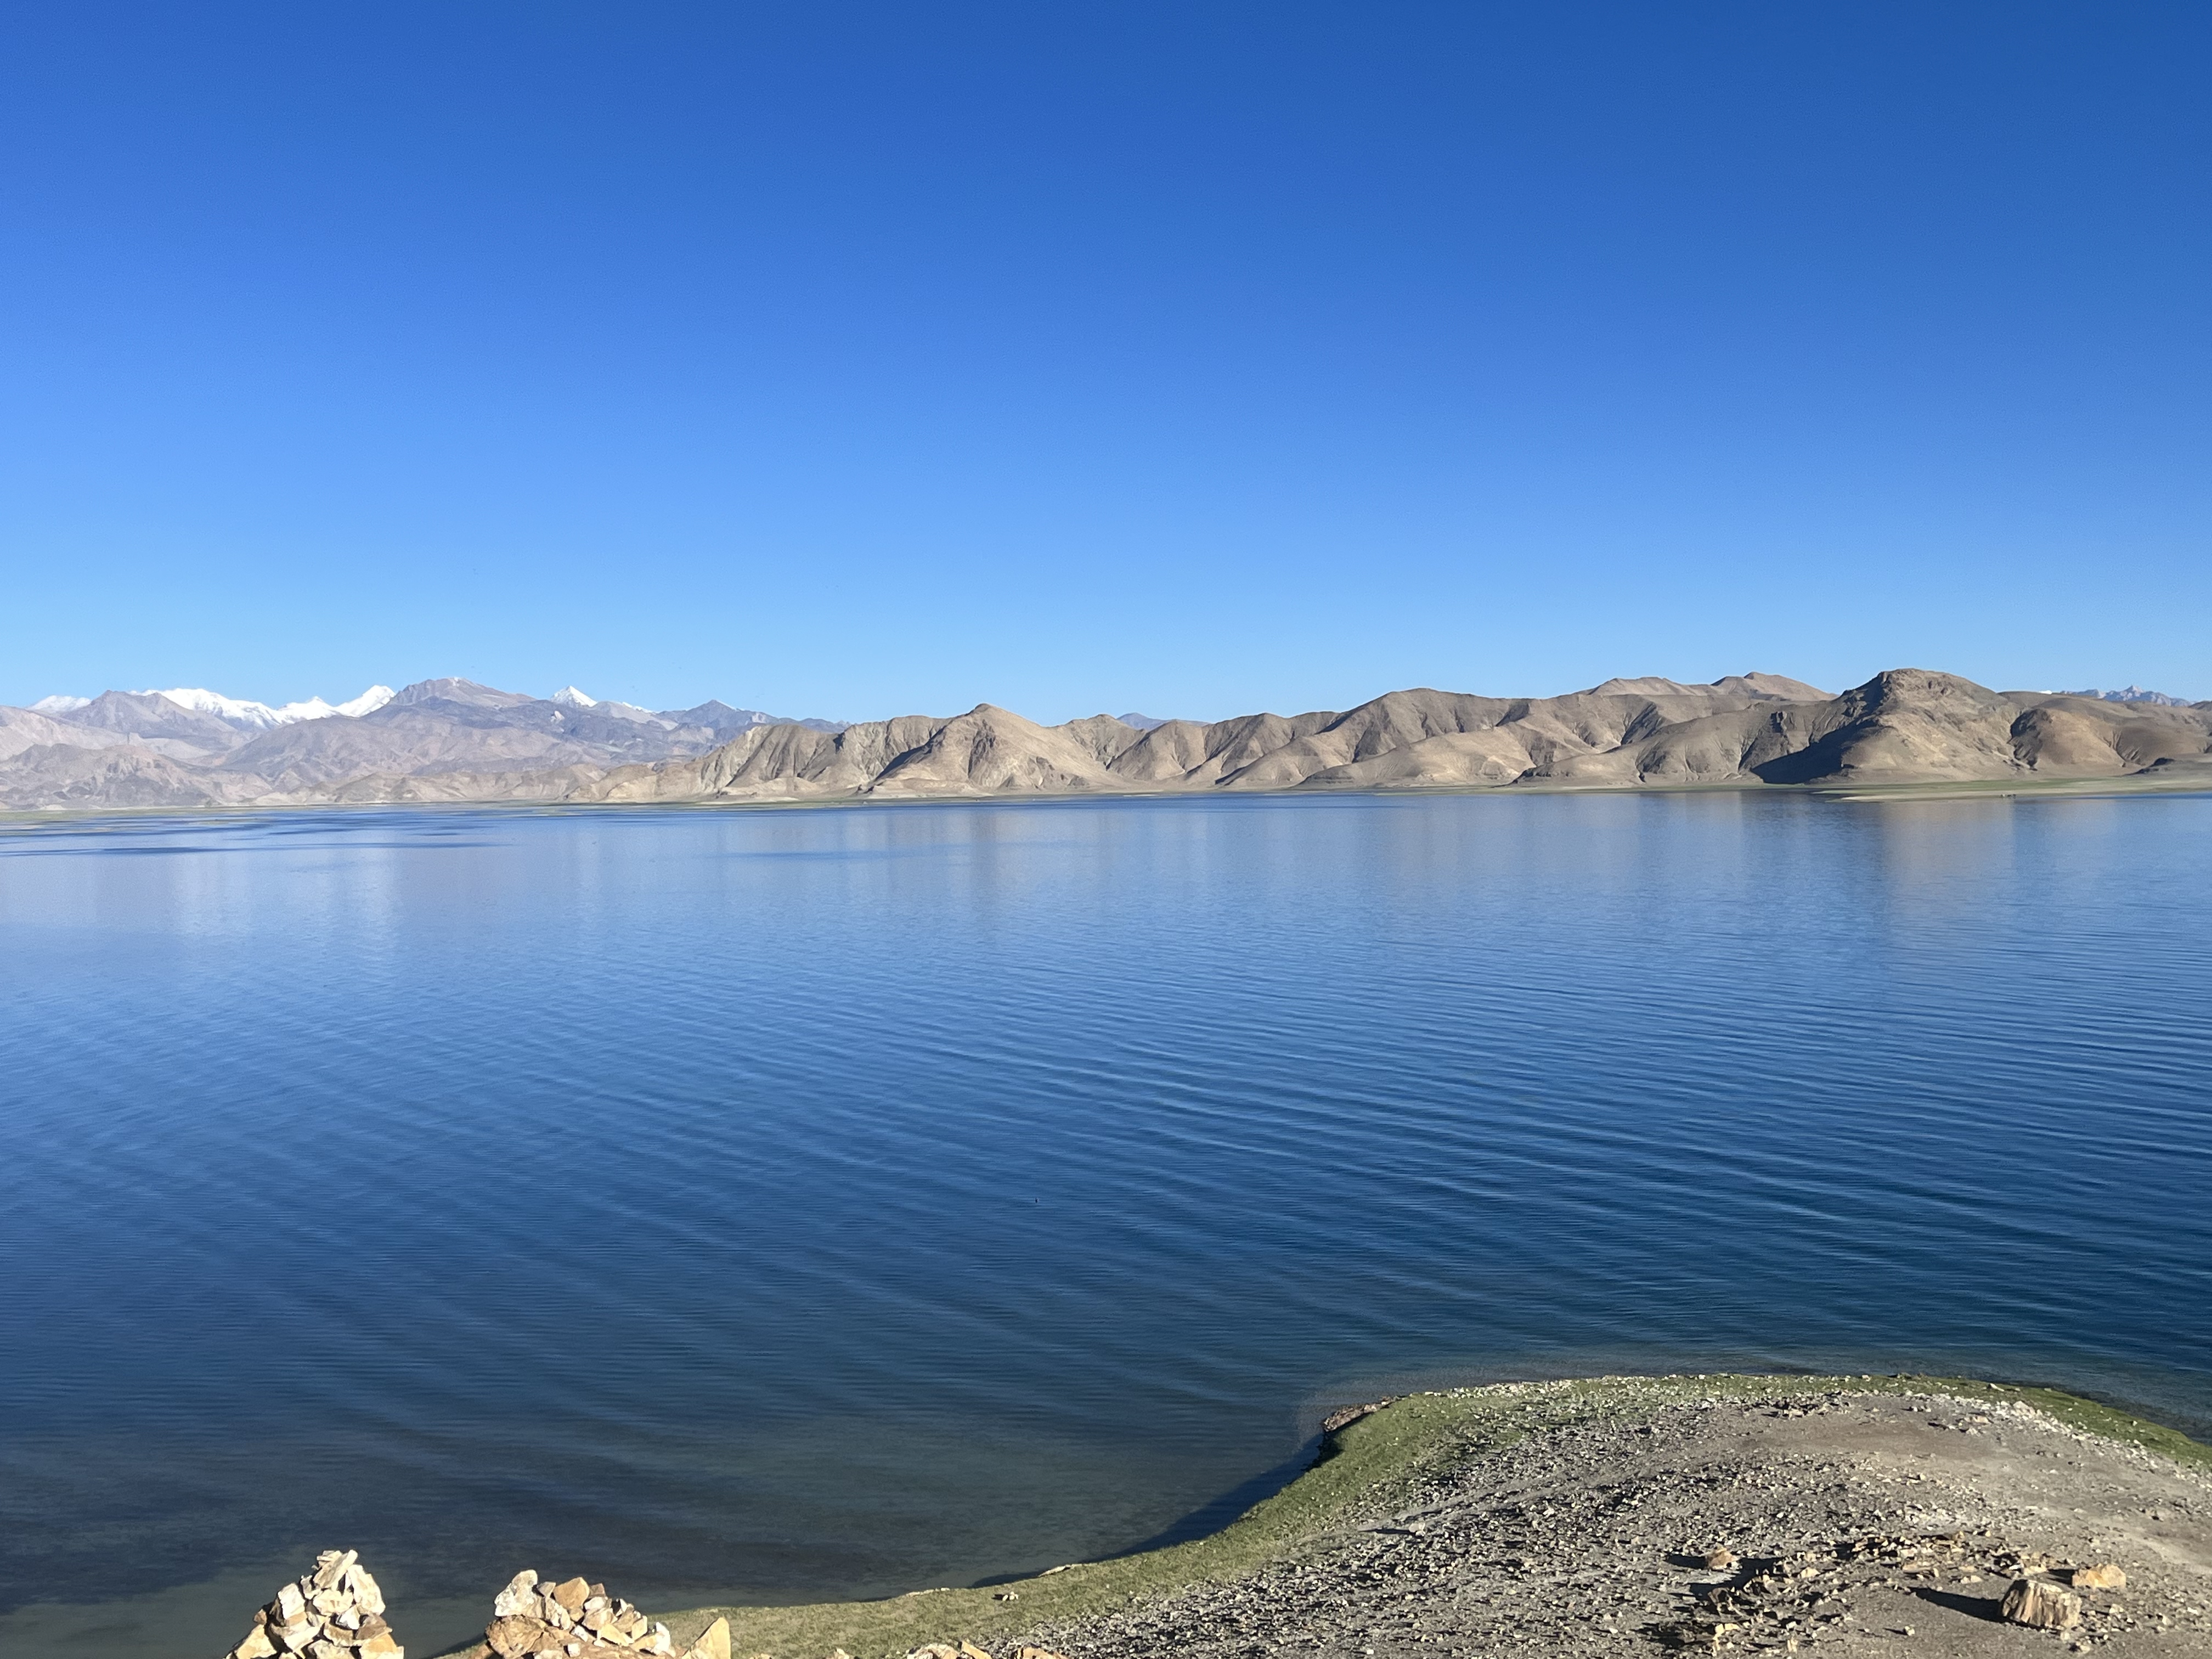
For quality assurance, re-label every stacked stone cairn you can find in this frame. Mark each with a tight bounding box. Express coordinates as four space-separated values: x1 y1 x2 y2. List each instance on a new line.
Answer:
223 1550 400 1659
484 1570 730 1659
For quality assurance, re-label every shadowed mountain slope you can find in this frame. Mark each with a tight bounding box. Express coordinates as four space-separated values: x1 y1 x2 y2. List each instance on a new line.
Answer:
0 705 128 763
3 670 2206 811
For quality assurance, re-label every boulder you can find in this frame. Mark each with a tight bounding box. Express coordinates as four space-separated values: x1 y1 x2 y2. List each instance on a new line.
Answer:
493 1571 542 1618
343 1564 385 1617
272 1617 323 1652
680 1617 730 1659
2000 1578 2083 1629
487 1615 559 1659
312 1553 356 1592
551 1577 592 1616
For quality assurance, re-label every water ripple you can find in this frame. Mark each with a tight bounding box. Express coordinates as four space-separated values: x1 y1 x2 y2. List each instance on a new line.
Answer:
1 792 2208 1657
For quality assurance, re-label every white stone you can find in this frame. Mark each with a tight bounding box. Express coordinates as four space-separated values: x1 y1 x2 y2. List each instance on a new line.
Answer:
494 1571 543 1618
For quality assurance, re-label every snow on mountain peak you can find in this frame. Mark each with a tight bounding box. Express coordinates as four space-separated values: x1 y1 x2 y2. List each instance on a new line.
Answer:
2058 685 2190 706
136 685 397 728
138 687 285 727
550 685 599 707
31 695 91 714
331 685 396 718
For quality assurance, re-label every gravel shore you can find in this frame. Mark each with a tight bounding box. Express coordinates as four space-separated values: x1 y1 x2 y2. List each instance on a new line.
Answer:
1024 1383 2211 1659
449 1375 2211 1659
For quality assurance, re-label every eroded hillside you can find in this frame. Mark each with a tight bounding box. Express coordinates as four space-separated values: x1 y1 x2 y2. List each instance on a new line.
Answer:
3 670 2206 811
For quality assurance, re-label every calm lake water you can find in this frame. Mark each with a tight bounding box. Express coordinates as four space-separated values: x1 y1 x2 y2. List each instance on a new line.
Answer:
3 791 2208 1656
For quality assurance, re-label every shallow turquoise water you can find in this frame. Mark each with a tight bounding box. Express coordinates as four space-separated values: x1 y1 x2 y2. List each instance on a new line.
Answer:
2 792 2207 1655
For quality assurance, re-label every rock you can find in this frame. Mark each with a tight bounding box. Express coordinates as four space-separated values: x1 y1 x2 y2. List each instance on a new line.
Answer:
2001 1578 2083 1629
1013 1650 1070 1659
1321 1400 1393 1432
906 1647 960 1659
680 1617 730 1659
551 1578 592 1617
225 1549 404 1659
489 1616 561 1659
1704 1548 1738 1570
957 1644 993 1659
2072 1564 2128 1590
495 1572 543 1618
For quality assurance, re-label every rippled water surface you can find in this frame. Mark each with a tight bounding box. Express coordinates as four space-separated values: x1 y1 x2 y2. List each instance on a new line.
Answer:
3 792 2208 1656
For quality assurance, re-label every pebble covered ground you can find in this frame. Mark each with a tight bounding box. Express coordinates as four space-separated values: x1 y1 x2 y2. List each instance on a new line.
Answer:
1018 1387 2212 1659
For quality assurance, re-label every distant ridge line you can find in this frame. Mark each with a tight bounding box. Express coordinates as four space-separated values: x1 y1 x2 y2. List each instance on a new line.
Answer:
2 669 2207 811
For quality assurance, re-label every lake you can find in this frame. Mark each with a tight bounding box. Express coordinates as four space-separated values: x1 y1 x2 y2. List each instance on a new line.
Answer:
2 791 2207 1657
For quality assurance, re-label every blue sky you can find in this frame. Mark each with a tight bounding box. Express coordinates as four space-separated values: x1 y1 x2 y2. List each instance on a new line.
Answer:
3 2 2205 720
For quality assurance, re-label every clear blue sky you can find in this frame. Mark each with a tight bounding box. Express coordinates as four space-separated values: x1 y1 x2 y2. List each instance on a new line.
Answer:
3 2 2205 720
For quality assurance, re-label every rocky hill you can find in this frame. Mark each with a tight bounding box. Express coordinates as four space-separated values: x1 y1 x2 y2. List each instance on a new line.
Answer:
2 670 2205 812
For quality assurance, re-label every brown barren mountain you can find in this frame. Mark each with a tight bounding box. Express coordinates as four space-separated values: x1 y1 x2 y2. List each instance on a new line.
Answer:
2 670 2206 812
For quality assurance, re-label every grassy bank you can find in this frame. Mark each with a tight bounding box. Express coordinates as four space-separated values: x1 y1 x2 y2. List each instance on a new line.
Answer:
443 1372 2200 1659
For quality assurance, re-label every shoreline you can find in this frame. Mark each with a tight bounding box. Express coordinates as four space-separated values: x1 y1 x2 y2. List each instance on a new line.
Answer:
433 1373 2212 1659
7 766 2210 831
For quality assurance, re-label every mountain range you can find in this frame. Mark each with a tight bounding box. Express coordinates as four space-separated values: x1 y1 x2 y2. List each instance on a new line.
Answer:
1 670 2205 812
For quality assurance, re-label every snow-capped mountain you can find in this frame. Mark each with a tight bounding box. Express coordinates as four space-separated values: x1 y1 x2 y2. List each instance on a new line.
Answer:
2 679 849 810
131 685 398 730
2058 685 2193 707
550 686 668 725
